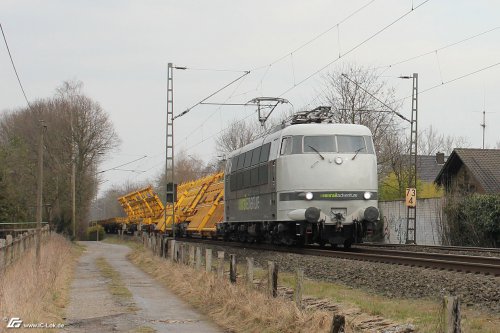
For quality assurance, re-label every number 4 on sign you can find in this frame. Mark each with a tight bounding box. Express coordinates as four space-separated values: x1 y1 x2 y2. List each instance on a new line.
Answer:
406 188 416 207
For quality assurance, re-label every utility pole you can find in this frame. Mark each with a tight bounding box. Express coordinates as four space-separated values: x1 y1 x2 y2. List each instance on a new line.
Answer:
36 120 46 264
71 106 77 240
165 63 175 238
480 110 486 149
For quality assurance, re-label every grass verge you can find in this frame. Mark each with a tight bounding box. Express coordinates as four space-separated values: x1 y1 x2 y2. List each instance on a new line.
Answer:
276 271 500 333
0 233 81 332
128 247 337 333
108 236 500 332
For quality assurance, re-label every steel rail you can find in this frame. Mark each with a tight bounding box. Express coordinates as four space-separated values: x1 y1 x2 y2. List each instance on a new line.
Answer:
357 242 500 254
174 238 500 276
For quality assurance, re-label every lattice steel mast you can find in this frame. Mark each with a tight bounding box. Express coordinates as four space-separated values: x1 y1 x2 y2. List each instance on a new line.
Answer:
405 73 418 244
165 63 175 238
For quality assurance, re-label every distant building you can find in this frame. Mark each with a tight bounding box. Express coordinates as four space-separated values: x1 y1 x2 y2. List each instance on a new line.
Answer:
417 152 446 183
435 148 500 194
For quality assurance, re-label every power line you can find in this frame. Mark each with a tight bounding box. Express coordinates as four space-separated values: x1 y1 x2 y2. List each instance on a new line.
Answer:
250 0 377 71
97 155 147 174
176 70 250 144
376 26 499 71
419 61 500 96
173 70 250 120
182 109 258 152
0 23 31 109
182 67 249 73
278 0 432 98
177 0 426 155
341 74 411 123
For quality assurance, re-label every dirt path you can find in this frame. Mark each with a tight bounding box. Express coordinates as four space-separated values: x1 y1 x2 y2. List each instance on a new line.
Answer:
63 241 223 333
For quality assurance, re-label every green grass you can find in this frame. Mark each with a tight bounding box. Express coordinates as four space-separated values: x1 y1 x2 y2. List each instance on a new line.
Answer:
132 326 157 333
274 269 499 333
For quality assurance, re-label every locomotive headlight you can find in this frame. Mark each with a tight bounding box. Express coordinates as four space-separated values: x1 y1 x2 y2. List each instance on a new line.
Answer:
334 157 343 165
305 192 314 200
363 191 372 200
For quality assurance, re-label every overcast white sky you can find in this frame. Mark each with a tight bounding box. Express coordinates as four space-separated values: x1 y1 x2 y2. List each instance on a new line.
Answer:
1 0 499 195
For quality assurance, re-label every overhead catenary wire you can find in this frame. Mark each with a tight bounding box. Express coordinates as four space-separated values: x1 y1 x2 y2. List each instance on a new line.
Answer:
173 70 250 120
0 23 31 109
341 73 411 123
176 1 427 156
97 155 147 174
250 0 377 71
419 61 500 96
278 0 432 98
377 26 500 71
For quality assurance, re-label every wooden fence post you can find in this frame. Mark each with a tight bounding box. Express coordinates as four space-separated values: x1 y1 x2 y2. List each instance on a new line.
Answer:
443 296 461 333
229 254 237 283
294 268 304 308
330 314 345 333
6 235 12 265
205 249 212 273
246 257 254 285
195 247 202 270
217 251 225 278
268 261 278 297
0 239 5 274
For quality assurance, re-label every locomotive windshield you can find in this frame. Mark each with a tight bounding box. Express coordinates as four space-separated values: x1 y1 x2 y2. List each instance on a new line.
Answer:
304 136 335 152
337 135 368 153
281 135 374 155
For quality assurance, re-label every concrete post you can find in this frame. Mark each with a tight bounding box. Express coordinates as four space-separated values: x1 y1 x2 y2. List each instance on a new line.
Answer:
217 251 225 278
170 240 176 261
205 249 212 273
229 254 237 283
195 247 202 270
246 257 254 285
189 245 195 267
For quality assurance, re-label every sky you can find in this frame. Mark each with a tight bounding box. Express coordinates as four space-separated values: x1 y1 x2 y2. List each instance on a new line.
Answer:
1 0 499 196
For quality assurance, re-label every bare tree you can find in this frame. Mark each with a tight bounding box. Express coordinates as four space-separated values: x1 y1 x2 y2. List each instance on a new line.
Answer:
0 80 120 236
215 119 260 155
418 125 470 155
321 63 402 151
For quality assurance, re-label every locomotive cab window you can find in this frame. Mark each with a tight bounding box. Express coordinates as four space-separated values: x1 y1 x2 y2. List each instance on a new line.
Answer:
337 135 367 153
304 135 335 153
280 137 292 155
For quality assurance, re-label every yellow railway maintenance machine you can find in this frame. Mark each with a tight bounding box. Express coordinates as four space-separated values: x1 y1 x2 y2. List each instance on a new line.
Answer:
116 172 224 238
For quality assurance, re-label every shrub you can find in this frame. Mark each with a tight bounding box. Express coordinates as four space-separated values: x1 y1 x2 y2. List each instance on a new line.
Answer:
443 194 500 247
87 224 106 241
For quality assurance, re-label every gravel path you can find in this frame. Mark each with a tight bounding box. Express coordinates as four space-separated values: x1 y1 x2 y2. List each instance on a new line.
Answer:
63 241 223 333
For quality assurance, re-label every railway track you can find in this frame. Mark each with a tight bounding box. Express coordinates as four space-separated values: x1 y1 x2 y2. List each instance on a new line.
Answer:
358 242 500 255
173 238 500 276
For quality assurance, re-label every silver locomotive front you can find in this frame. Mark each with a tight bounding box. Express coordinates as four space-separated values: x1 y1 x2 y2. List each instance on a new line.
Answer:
276 123 379 248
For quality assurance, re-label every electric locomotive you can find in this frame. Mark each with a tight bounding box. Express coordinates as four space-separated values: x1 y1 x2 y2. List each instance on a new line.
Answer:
218 107 379 248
